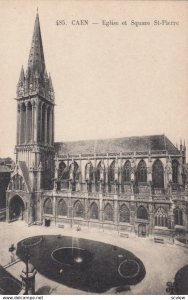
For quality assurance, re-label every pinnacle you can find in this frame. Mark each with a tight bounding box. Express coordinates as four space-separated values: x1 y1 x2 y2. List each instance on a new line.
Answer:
49 73 54 91
19 65 25 83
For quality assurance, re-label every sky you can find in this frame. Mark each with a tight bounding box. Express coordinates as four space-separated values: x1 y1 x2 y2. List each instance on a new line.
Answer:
0 0 188 159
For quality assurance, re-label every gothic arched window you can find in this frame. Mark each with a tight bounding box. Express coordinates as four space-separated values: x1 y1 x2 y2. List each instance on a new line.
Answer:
174 208 183 225
74 200 84 218
96 161 101 182
74 162 80 181
37 103 42 142
119 204 130 223
155 207 167 227
85 162 93 182
20 103 26 144
41 104 46 143
137 206 148 220
43 198 53 215
12 174 24 190
47 107 51 144
152 159 164 188
104 203 113 222
27 102 32 143
172 160 179 184
58 199 67 216
122 160 131 182
90 202 98 220
58 162 66 178
109 161 115 182
137 160 147 183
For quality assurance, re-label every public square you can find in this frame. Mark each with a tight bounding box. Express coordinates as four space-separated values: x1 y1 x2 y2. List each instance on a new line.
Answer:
0 221 188 295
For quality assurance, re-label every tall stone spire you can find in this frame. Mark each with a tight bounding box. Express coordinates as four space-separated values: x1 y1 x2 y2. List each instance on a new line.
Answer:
16 12 54 102
28 12 45 75
15 11 55 193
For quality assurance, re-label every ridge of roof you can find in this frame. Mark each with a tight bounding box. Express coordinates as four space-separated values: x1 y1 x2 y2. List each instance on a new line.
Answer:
54 134 180 156
55 134 166 145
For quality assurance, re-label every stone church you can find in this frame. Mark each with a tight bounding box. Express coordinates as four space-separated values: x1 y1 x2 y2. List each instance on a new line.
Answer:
6 13 188 237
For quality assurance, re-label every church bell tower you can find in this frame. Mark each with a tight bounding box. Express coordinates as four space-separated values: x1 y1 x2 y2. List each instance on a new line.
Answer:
16 12 55 190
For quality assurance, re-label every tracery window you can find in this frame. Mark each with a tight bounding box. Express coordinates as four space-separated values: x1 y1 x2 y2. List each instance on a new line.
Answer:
137 205 148 220
90 202 98 220
74 200 84 218
122 160 131 182
109 161 115 182
174 208 183 226
74 162 80 181
43 198 53 215
85 162 93 182
20 103 26 144
104 203 113 222
58 199 67 216
137 160 147 183
96 162 101 182
119 204 130 223
155 207 167 227
152 159 164 188
12 174 24 190
172 160 179 184
58 162 67 179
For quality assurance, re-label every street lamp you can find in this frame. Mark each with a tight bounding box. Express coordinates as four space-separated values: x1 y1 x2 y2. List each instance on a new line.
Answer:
20 246 37 295
23 246 30 294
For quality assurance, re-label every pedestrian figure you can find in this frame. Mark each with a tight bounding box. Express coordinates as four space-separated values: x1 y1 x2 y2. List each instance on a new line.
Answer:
76 225 81 231
9 243 16 263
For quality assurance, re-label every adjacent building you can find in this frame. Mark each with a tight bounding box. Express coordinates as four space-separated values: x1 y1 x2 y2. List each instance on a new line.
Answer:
0 158 13 210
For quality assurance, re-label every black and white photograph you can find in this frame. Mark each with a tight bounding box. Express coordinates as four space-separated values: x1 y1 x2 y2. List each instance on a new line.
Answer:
0 0 188 297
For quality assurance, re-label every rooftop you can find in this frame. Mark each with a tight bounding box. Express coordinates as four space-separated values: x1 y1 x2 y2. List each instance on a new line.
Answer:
0 165 11 173
55 134 180 156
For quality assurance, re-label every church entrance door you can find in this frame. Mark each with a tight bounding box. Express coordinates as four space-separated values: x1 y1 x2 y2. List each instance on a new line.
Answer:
138 223 147 237
9 195 25 221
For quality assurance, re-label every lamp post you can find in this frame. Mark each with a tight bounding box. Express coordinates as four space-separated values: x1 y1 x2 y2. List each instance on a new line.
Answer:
9 243 16 263
23 246 30 295
20 246 37 295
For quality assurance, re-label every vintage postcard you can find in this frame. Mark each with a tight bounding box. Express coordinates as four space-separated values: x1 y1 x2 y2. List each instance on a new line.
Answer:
0 0 188 297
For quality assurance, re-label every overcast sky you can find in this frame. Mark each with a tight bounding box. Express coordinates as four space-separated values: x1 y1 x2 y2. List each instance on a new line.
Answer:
0 0 188 158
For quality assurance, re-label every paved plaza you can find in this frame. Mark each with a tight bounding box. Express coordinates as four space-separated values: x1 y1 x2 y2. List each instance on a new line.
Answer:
0 221 188 295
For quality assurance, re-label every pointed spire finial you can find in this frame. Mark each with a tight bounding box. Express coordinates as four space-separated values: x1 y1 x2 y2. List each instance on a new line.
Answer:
180 138 183 151
17 66 25 88
27 11 45 75
19 65 25 81
49 72 54 91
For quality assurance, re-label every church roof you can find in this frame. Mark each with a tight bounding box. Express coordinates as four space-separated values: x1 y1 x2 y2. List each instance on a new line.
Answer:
54 134 180 156
27 12 45 75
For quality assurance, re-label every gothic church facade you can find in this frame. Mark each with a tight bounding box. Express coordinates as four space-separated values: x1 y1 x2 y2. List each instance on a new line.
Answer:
6 13 188 237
